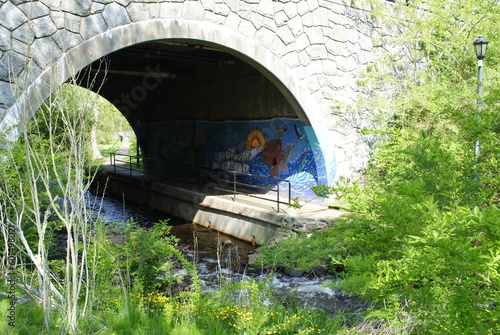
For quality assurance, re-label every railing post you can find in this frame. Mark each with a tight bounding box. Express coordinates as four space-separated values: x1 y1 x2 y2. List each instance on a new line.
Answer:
129 156 132 176
277 182 280 212
233 172 236 201
288 181 291 205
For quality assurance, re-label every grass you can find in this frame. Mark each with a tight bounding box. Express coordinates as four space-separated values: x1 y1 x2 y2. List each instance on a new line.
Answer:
98 140 122 159
0 281 348 334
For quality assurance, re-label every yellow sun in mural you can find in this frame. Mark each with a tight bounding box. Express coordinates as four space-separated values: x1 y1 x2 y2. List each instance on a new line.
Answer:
245 127 266 150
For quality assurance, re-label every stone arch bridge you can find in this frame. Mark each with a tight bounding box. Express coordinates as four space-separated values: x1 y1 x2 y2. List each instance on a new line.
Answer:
0 0 398 201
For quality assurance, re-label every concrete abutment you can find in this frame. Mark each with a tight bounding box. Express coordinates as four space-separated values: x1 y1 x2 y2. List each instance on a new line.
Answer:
102 170 346 244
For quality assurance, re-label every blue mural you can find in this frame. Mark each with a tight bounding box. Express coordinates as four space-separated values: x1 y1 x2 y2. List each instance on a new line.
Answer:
134 118 334 200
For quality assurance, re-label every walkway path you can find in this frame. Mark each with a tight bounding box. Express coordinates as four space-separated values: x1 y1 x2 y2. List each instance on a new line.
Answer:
115 140 131 156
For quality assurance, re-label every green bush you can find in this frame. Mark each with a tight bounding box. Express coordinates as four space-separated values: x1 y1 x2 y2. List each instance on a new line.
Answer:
333 202 500 333
94 220 200 295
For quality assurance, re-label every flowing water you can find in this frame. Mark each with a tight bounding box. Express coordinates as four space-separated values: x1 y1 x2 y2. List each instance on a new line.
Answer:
90 192 367 315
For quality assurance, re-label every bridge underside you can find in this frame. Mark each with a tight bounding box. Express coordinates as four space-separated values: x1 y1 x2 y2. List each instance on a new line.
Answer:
85 40 330 201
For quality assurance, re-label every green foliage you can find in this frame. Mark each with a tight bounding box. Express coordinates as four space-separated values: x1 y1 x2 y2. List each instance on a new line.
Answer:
94 220 200 295
288 197 303 209
309 183 334 198
334 203 500 333
95 99 132 145
258 1 500 333
1 271 347 335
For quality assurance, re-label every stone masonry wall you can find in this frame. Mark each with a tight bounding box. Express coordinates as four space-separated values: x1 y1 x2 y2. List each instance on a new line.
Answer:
0 0 398 182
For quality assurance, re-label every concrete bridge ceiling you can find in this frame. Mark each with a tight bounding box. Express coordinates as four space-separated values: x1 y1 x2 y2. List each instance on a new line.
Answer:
84 41 298 127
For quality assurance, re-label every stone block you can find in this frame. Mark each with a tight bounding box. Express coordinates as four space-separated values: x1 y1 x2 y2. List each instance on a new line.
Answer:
306 26 323 44
271 0 283 12
160 3 183 18
0 25 10 51
11 38 28 55
0 1 28 30
211 12 226 25
328 11 346 26
200 0 215 12
297 50 310 67
128 3 151 22
182 1 205 20
237 7 252 20
270 36 287 58
358 33 373 51
225 12 240 30
224 0 238 12
148 3 160 19
282 52 300 68
0 52 26 83
307 0 319 11
301 11 313 27
102 3 130 29
11 22 35 45
0 80 15 109
328 74 348 90
287 15 302 37
274 10 288 26
32 16 57 38
297 1 308 16
40 0 61 11
322 86 337 100
262 16 277 31
51 11 64 29
283 2 297 19
322 60 337 75
305 58 324 75
356 50 373 65
31 36 62 69
295 33 309 52
61 0 92 16
312 7 329 26
214 3 230 16
306 76 320 92
53 29 82 51
331 24 349 43
276 25 294 45
238 19 256 38
65 13 81 34
257 0 274 18
80 14 107 41
115 0 132 6
250 12 265 30
306 44 327 60
91 2 105 14
316 74 331 88
255 27 274 48
18 2 50 19
0 106 5 122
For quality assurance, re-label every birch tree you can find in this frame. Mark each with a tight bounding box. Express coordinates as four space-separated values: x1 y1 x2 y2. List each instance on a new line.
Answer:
1 69 106 333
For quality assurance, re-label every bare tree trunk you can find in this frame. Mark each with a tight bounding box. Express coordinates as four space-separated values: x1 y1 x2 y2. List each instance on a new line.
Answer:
0 62 107 334
90 105 102 160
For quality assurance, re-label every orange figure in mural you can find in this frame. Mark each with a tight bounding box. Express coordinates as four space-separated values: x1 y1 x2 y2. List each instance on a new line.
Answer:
261 125 289 177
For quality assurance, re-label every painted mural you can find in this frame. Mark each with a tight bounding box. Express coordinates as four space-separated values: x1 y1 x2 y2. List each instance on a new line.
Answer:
134 118 334 200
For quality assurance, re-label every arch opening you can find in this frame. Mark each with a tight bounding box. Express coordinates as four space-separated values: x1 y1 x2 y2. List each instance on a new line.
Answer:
3 20 335 201
82 39 329 201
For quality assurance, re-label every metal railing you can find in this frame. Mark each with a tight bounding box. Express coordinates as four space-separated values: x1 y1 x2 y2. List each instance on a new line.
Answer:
109 152 291 211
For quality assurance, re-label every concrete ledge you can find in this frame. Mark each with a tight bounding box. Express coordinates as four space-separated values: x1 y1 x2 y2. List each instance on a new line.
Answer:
103 171 347 245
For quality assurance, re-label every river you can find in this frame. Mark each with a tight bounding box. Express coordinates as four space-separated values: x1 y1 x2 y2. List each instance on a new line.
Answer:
90 192 367 315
